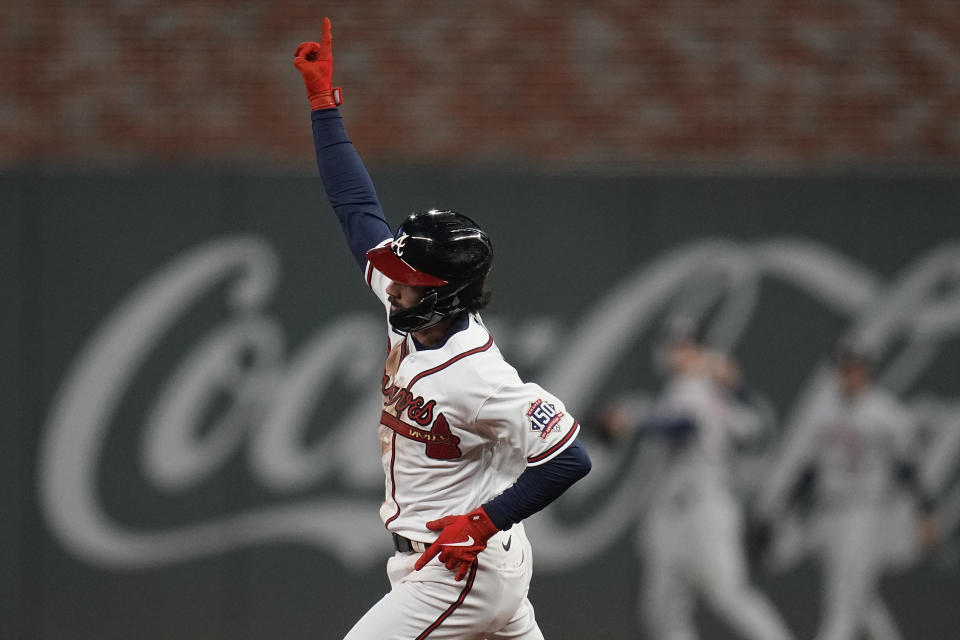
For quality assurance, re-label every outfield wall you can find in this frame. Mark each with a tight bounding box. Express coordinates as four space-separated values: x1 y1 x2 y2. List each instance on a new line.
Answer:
3 169 959 639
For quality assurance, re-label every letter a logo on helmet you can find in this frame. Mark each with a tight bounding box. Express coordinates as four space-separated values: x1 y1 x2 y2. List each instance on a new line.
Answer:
393 232 410 257
366 209 493 332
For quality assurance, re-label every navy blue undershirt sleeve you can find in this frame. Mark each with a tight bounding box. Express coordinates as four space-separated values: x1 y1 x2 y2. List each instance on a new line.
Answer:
896 460 936 513
641 414 697 439
482 438 591 531
311 108 392 268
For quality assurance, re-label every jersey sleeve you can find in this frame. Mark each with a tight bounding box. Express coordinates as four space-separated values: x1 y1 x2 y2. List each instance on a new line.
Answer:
648 377 710 429
364 238 394 311
311 109 393 271
478 381 581 467
683 377 721 423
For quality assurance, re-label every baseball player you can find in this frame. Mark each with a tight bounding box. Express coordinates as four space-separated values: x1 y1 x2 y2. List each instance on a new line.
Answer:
621 321 794 640
768 344 938 640
293 19 591 640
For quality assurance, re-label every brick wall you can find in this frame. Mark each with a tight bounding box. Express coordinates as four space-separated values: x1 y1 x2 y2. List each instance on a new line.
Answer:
2 1 958 168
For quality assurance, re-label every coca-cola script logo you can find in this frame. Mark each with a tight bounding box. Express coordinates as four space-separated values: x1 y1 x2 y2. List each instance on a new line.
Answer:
38 236 960 572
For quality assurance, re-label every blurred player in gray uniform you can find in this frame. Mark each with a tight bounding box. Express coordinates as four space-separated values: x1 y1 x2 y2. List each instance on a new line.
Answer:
769 344 938 640
603 321 794 640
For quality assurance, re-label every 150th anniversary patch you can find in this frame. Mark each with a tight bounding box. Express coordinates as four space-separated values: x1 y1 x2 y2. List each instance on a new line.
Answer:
526 398 565 439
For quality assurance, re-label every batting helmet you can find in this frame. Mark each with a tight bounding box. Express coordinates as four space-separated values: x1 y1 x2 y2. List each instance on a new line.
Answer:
366 209 493 332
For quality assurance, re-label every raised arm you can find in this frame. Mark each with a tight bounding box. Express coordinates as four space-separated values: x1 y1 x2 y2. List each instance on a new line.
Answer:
293 17 392 269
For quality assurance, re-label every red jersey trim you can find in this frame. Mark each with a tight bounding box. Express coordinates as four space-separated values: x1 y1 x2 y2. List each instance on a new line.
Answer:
526 420 580 465
415 561 478 639
408 332 495 389
383 431 401 528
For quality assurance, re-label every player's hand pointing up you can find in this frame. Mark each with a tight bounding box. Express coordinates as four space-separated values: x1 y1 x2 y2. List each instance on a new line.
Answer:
293 17 342 110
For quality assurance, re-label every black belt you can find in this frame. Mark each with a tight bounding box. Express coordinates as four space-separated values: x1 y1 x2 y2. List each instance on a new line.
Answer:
392 533 428 553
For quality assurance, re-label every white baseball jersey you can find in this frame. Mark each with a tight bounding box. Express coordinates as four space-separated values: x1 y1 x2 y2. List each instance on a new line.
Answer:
648 371 760 510
806 385 915 506
364 252 581 543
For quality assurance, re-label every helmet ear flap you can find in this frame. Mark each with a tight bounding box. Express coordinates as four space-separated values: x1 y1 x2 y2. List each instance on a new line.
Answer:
434 280 468 315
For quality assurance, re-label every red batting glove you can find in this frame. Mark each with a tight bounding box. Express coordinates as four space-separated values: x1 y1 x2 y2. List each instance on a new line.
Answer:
293 16 342 110
414 507 500 581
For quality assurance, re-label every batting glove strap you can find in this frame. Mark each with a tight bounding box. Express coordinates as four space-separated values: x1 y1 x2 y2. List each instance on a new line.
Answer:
308 87 343 110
